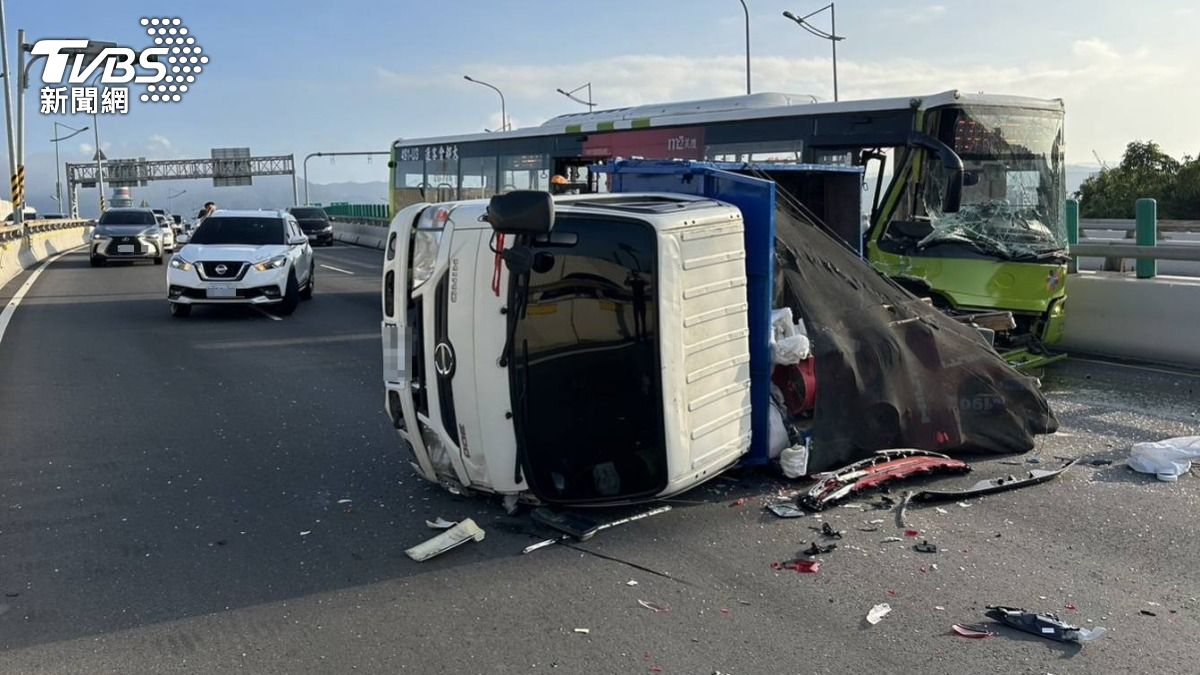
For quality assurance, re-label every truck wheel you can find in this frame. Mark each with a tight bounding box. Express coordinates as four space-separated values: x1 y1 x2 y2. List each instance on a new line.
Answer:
169 302 191 318
278 271 300 315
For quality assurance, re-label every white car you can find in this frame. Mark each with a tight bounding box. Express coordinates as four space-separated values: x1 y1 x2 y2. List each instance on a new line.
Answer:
166 209 315 318
156 214 176 252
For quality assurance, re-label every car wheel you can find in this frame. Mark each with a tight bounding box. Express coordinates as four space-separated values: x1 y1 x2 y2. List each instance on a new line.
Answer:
154 255 164 265
89 255 105 268
169 302 191 318
300 264 314 300
278 271 300 315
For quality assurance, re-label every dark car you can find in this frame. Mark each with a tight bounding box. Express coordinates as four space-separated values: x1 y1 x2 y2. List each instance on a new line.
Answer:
287 206 334 246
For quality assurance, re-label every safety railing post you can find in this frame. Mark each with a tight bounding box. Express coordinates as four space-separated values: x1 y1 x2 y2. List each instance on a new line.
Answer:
1135 198 1157 279
1065 199 1079 274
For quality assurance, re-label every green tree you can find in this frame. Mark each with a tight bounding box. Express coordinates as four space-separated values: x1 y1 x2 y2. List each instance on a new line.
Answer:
1078 141 1200 218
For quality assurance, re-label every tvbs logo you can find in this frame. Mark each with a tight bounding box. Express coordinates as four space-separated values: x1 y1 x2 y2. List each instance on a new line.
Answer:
36 17 207 115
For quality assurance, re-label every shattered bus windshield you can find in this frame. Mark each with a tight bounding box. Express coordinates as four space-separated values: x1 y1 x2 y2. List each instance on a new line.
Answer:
918 107 1066 260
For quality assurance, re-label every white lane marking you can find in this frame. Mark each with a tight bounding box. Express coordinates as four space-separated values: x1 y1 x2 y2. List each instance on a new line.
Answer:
320 264 355 275
253 307 283 321
0 249 78 349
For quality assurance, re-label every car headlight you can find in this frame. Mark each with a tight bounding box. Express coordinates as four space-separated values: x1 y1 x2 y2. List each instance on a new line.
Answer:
141 227 161 238
169 257 194 271
92 230 109 241
322 224 333 232
253 255 288 272
411 230 443 289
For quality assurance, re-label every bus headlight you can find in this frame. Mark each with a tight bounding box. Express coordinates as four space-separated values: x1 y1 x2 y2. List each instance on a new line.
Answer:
411 230 442 289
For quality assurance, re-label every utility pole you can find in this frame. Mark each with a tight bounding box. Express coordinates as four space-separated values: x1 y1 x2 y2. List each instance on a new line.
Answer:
738 0 751 95
0 0 17 216
783 4 844 102
303 150 389 205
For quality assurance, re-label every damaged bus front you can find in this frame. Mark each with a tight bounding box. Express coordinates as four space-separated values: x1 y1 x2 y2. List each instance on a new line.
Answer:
866 99 1069 367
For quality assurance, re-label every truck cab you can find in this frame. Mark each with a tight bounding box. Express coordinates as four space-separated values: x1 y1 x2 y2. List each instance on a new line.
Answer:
382 193 753 504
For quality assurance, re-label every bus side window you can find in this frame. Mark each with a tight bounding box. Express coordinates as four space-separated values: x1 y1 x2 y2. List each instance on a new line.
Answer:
502 154 549 192
460 156 498 200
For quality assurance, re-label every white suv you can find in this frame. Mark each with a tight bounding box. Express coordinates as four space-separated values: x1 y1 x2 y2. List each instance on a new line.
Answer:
166 209 315 317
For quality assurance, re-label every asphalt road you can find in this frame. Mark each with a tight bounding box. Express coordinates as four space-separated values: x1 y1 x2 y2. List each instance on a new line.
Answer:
1 243 1198 674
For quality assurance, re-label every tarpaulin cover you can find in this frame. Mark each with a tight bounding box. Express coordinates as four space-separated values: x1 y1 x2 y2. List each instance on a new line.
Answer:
771 200 1058 472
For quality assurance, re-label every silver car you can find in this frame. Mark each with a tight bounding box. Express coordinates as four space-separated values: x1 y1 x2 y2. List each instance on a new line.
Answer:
90 208 165 267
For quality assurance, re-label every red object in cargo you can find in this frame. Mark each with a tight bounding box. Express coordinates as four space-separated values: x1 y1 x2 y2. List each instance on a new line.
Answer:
772 358 817 416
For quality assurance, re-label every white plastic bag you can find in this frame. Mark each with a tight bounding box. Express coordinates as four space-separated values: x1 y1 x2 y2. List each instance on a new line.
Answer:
771 308 796 341
1128 436 1200 482
768 403 789 459
780 443 810 479
774 334 811 365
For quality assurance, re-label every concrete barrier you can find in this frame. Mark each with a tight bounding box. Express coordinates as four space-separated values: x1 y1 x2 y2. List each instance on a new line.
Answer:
331 219 388 250
0 221 91 292
1061 271 1200 368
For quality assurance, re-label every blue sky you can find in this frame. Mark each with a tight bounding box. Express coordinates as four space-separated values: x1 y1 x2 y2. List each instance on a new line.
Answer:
6 0 1200 211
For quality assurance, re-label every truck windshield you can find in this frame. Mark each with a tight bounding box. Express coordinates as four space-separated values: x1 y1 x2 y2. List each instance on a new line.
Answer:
920 107 1066 260
511 215 666 503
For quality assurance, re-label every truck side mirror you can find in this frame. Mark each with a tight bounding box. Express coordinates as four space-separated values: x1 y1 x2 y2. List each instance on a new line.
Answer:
907 131 964 214
486 191 555 235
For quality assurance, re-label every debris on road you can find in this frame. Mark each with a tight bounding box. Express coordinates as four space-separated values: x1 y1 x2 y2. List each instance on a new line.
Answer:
910 458 1077 502
951 623 995 638
573 628 590 634
985 605 1107 643
729 497 748 507
299 530 312 536
1089 459 1113 467
626 580 639 586
522 505 672 554
1127 436 1200 482
638 599 670 613
913 540 938 553
1140 609 1158 617
766 502 806 518
425 517 457 530
405 518 486 561
799 450 971 511
810 522 842 539
802 542 837 556
771 559 821 573
866 603 892 625
881 537 903 543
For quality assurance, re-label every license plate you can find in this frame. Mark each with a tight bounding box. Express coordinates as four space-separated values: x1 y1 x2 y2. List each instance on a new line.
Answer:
206 286 237 299
307 234 318 239
117 244 134 253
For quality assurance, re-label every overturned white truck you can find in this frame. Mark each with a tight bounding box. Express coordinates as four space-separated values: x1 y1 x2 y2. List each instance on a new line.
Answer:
380 160 1057 506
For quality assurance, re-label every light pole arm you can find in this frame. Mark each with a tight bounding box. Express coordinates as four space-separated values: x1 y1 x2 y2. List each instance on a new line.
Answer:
739 0 751 95
464 76 508 131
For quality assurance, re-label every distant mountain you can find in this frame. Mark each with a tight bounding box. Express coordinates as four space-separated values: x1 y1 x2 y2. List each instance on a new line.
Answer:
42 178 389 219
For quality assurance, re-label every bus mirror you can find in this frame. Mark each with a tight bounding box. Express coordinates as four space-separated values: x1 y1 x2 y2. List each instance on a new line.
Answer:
907 131 964 214
486 191 556 235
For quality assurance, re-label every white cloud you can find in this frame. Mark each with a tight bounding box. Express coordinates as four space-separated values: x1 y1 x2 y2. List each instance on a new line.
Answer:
907 5 948 24
376 39 1191 164
147 134 173 156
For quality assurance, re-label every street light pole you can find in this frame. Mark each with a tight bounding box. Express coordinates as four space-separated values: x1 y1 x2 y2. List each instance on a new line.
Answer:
783 4 845 102
51 122 89 213
0 0 17 210
167 188 186 213
556 83 596 111
738 0 751 95
303 150 389 205
463 75 507 131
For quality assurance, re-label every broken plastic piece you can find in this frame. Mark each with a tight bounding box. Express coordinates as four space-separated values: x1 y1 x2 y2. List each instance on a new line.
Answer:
866 603 892 625
532 508 600 540
574 628 590 634
637 599 670 613
904 529 920 537
405 518 486 561
767 502 807 519
802 542 837 556
522 505 672 554
985 605 1107 643
809 522 843 539
952 623 995 638
914 540 938 553
911 459 1077 502
800 450 971 511
771 559 821 573
425 517 457 530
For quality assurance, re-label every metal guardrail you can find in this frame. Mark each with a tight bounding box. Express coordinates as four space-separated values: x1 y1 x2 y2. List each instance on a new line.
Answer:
1079 218 1200 233
0 218 93 243
322 203 389 221
1066 199 1200 277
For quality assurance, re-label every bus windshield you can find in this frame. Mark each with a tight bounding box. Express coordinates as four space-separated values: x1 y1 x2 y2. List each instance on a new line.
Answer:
920 107 1066 260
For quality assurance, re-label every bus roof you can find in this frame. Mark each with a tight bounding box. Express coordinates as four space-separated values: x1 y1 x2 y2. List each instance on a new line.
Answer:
393 90 1064 149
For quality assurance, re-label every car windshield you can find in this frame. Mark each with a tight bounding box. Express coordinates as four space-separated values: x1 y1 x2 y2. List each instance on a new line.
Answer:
189 217 285 246
290 208 327 219
99 210 156 226
920 107 1067 260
